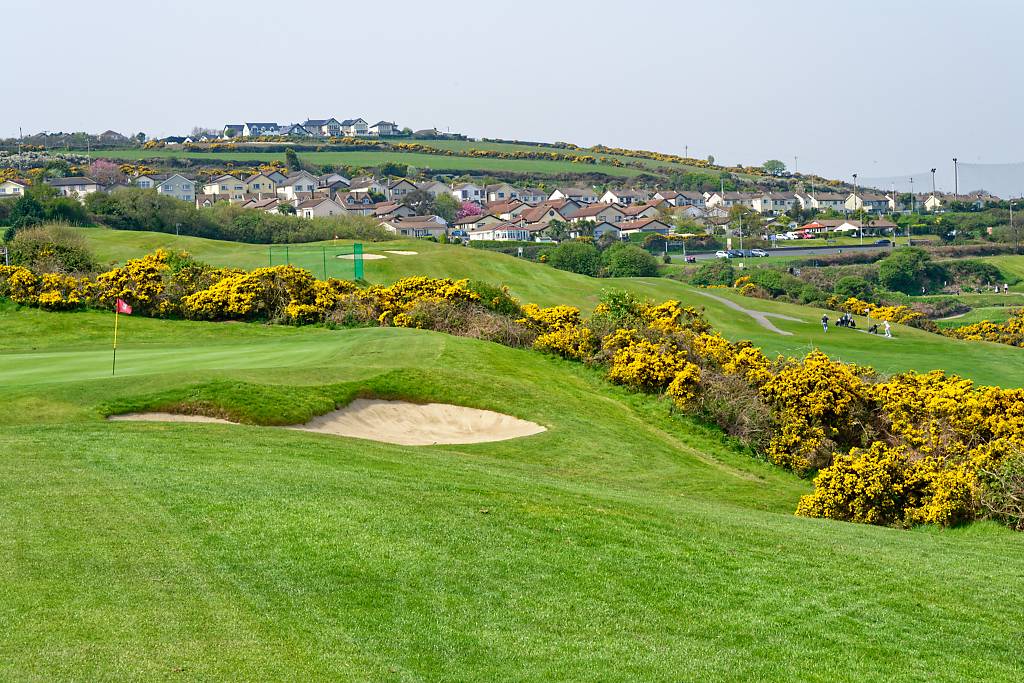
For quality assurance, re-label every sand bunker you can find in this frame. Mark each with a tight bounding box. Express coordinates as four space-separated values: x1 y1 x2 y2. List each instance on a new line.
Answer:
338 253 387 260
107 400 545 446
384 250 418 255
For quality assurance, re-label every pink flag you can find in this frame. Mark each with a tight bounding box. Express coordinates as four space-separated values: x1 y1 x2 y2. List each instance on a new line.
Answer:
115 298 133 315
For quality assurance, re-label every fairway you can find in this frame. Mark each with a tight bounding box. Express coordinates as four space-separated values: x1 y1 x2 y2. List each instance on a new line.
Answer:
74 227 1024 387
2 301 1024 681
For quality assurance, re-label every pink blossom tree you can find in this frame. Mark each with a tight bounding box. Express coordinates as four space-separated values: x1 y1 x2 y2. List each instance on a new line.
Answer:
456 201 482 220
88 159 123 185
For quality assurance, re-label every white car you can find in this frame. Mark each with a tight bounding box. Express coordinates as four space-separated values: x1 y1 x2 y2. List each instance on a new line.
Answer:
715 250 730 258
750 248 769 257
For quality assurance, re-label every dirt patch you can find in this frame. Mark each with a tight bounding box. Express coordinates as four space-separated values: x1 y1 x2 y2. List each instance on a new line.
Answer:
384 250 418 255
107 400 546 446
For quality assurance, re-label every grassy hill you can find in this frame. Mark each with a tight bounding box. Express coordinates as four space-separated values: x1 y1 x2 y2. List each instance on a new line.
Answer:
1 301 1023 681
74 227 1024 387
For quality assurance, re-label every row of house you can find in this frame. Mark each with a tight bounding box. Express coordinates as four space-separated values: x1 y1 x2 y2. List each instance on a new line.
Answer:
222 118 399 139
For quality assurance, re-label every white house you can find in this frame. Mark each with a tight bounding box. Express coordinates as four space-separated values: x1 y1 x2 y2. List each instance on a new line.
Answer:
297 197 344 218
466 223 532 241
241 122 279 137
618 217 671 235
599 189 648 205
570 203 626 224
46 177 102 200
520 187 547 204
243 172 278 196
340 118 369 136
417 180 451 198
0 179 28 197
275 171 320 200
303 118 343 137
549 187 597 204
454 213 504 232
704 192 755 210
277 124 313 137
452 182 484 202
845 192 890 214
156 174 195 202
369 121 399 136
750 192 795 215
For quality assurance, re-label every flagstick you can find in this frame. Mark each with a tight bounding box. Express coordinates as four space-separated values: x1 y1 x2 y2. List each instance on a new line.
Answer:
112 309 119 376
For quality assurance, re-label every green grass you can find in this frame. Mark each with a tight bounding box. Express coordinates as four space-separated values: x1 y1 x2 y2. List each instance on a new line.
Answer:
935 305 1021 328
979 255 1024 290
2 301 1024 681
77 148 643 178
74 227 1024 387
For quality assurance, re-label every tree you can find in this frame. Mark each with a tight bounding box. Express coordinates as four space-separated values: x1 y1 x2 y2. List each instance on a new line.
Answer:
691 259 737 286
285 148 301 173
433 193 460 223
877 247 934 294
544 220 570 242
134 132 146 143
602 243 659 277
728 205 764 239
547 241 600 276
456 201 482 220
402 189 434 214
277 203 296 215
706 155 715 165
762 159 787 176
88 159 123 185
833 276 874 300
378 162 408 177
9 192 45 228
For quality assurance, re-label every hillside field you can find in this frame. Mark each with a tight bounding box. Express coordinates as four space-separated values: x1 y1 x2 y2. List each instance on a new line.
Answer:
2 298 1024 681
74 227 1024 387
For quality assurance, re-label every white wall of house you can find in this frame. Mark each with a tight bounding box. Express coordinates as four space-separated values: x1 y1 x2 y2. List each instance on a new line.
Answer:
157 175 195 202
0 180 27 196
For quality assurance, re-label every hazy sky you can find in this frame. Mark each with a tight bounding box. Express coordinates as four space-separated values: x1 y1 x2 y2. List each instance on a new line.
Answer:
6 0 1023 187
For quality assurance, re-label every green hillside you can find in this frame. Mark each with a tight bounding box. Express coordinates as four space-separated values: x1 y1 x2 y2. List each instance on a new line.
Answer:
1 300 1023 681
74 227 1024 387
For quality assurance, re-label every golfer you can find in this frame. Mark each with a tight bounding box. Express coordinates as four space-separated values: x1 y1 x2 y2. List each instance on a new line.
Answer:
884 321 892 338
821 314 829 332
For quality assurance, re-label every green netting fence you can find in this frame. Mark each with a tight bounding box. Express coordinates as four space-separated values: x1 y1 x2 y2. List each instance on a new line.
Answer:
267 242 364 280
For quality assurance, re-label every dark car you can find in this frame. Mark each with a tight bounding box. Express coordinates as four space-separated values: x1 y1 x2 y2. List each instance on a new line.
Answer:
728 249 744 258
874 239 892 246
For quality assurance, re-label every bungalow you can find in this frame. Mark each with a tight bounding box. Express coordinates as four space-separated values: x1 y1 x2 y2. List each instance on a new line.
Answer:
0 179 29 197
386 178 419 200
466 222 532 242
340 118 370 136
485 183 522 203
676 204 707 220
98 130 129 143
454 213 504 232
485 200 530 220
303 118 342 137
242 122 279 137
369 121 399 136
519 201 573 226
373 201 416 220
203 174 247 201
618 217 671 236
297 196 344 219
664 190 706 207
619 202 662 221
924 194 943 212
46 176 102 200
275 171 320 200
155 174 195 202
599 189 648 205
452 182 484 202
244 172 278 195
797 219 847 236
334 191 375 207
381 215 448 239
570 203 625 224
222 124 244 138
266 170 288 184
845 192 890 214
239 196 282 214
549 187 597 204
573 220 622 241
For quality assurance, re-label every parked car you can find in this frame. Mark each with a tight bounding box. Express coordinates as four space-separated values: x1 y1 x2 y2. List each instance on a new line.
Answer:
728 250 744 258
750 248 769 257
715 250 730 259
684 255 697 263
874 239 892 246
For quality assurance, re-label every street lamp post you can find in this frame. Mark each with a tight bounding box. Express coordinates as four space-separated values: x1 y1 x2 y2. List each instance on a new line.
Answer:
910 178 915 214
930 168 937 203
953 158 959 198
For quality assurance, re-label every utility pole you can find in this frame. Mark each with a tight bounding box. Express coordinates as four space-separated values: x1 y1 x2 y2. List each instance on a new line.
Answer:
850 173 858 219
794 155 798 174
910 177 915 214
684 144 688 158
953 157 959 198
17 127 23 173
930 168 937 209
1011 197 1017 251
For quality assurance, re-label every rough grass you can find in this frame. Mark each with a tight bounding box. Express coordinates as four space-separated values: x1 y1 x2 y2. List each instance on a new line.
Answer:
71 227 1024 387
1 304 1024 681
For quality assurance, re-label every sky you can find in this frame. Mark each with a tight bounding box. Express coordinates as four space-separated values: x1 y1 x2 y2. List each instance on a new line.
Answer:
5 0 1023 190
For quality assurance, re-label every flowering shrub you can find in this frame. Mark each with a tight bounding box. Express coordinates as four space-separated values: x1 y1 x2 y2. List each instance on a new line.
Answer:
829 296 924 324
94 250 174 315
945 310 1024 347
666 363 702 407
607 338 688 392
